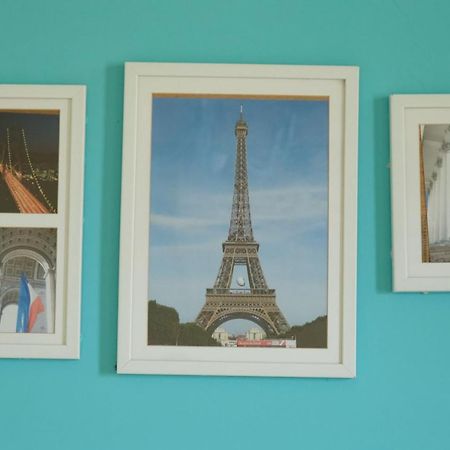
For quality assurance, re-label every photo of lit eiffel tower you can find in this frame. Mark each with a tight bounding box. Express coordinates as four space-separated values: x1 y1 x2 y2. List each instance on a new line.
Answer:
196 107 290 336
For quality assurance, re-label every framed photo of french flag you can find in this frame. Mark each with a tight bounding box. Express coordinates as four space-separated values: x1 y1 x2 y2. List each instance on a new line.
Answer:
0 85 86 358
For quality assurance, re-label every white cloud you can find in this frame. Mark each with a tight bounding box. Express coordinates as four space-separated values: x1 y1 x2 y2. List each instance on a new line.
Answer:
152 214 224 229
251 185 327 223
151 183 327 234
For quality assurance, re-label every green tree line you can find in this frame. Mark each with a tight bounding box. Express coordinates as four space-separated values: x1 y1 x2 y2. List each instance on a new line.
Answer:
148 300 327 348
147 301 219 346
279 316 328 348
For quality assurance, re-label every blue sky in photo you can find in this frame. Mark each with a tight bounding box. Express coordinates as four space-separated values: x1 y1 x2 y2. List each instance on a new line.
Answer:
148 96 329 333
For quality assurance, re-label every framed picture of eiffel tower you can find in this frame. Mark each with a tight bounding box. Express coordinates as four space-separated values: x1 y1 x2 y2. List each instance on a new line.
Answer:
118 62 359 377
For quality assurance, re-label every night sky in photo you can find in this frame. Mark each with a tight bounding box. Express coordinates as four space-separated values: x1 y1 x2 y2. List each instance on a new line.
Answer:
0 111 59 165
0 110 60 213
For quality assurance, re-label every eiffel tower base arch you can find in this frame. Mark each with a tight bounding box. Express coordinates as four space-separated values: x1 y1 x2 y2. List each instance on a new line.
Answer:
196 290 290 336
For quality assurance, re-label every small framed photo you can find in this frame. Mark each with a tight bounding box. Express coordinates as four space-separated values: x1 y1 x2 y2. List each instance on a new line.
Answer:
391 95 450 291
0 85 85 358
118 62 358 377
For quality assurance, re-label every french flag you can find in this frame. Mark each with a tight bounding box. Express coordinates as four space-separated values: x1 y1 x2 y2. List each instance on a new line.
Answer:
16 274 45 333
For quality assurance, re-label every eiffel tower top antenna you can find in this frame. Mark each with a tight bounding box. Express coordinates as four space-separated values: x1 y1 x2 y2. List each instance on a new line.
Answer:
229 106 253 242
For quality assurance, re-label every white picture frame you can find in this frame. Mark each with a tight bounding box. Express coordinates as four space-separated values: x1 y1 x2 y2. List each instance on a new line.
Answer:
117 62 358 377
0 85 85 358
391 94 450 291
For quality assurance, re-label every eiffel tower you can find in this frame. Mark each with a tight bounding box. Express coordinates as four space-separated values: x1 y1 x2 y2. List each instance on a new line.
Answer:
195 107 289 336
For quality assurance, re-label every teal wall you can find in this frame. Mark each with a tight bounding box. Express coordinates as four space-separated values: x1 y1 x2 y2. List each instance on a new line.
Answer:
1 1 449 449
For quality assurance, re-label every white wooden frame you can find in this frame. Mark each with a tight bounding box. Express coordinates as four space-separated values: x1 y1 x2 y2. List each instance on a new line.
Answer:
118 63 358 377
391 94 450 291
0 85 85 358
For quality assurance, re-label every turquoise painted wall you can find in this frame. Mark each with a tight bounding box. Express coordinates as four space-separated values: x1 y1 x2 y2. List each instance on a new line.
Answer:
1 1 449 449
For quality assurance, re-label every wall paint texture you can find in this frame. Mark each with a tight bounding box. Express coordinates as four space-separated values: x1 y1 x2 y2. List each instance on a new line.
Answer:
1 1 449 449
